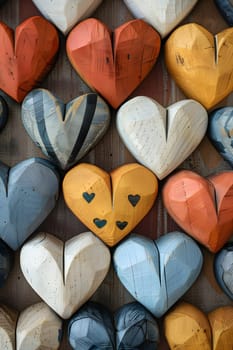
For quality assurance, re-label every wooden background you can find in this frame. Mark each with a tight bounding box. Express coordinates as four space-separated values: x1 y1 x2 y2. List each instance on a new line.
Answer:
0 0 232 348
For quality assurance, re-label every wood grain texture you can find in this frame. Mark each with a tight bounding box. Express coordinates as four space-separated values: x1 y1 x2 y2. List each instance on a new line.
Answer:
113 232 203 317
63 163 158 246
0 16 59 103
123 0 198 38
20 232 111 319
163 170 233 253
66 18 161 108
21 89 111 170
32 0 103 35
165 23 233 110
117 97 208 179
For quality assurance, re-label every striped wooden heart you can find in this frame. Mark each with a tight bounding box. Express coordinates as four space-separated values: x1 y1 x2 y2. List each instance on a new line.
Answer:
22 89 110 170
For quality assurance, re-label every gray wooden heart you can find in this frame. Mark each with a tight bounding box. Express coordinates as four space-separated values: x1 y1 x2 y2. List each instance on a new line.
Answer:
21 89 111 170
0 158 59 250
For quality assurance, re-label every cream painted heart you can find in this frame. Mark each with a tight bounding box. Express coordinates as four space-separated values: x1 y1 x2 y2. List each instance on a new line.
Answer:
32 0 102 35
123 0 198 38
20 232 111 319
117 96 208 180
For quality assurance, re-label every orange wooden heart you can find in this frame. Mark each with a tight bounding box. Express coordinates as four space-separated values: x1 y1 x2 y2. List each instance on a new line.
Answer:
63 163 158 246
0 16 59 103
162 170 233 253
66 18 161 109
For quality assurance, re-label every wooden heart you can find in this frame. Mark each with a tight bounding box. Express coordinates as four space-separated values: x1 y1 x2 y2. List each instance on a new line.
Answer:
208 107 233 167
63 163 158 246
165 23 233 110
164 302 233 350
0 158 59 250
32 0 103 35
214 243 233 300
0 302 62 349
22 89 110 170
117 96 208 180
215 0 233 26
123 0 198 38
0 96 8 132
66 18 161 109
162 170 233 253
68 301 160 349
113 232 203 317
0 240 13 287
0 16 59 103
20 232 111 319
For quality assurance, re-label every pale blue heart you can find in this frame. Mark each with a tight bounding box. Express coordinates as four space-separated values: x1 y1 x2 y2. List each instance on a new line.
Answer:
113 232 203 317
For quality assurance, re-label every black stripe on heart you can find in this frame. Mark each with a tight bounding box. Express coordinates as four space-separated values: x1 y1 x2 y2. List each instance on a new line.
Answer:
128 194 140 207
116 221 128 230
67 93 97 164
93 218 107 229
83 192 95 203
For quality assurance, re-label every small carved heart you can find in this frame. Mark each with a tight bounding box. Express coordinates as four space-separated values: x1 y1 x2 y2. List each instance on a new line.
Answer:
83 192 95 203
128 194 140 207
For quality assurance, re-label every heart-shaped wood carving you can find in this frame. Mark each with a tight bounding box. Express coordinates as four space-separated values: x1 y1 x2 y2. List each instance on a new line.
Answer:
66 18 161 109
208 107 233 167
117 96 208 180
0 158 59 250
0 240 13 287
22 89 110 170
215 0 233 26
32 0 103 35
162 170 233 253
68 301 160 349
123 0 198 38
20 232 111 319
63 163 158 246
0 96 8 132
164 302 233 350
0 16 59 103
0 302 62 349
165 23 233 110
113 232 203 317
214 243 233 300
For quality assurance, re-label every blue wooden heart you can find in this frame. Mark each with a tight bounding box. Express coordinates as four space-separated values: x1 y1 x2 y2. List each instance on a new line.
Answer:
0 158 59 250
21 89 110 170
208 107 233 167
0 96 8 132
214 243 233 300
113 232 203 317
215 0 233 26
68 301 159 349
0 239 13 287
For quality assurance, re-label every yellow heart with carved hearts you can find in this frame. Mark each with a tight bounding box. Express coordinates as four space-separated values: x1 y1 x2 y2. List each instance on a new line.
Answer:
63 163 158 246
165 23 233 110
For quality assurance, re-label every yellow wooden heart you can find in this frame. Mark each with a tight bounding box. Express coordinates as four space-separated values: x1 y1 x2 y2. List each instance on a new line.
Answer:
63 163 158 246
165 23 233 110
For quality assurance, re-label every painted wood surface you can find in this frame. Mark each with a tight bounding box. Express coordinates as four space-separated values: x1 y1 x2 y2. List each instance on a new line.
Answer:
32 0 103 35
214 243 233 300
22 89 110 170
20 232 111 319
123 0 198 38
66 18 161 108
63 163 158 246
0 16 59 103
0 96 8 132
68 301 159 349
113 232 203 317
215 0 233 26
164 302 233 350
117 97 208 179
163 170 233 253
165 23 233 110
0 302 62 350
0 1 232 349
208 107 233 167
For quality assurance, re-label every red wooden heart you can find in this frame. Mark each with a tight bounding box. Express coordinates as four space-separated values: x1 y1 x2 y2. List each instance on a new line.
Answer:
0 16 59 103
66 18 161 109
162 170 233 253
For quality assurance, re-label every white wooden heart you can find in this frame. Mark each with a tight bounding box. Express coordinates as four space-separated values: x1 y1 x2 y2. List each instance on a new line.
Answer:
117 96 208 180
123 0 198 38
32 0 103 35
20 232 111 319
